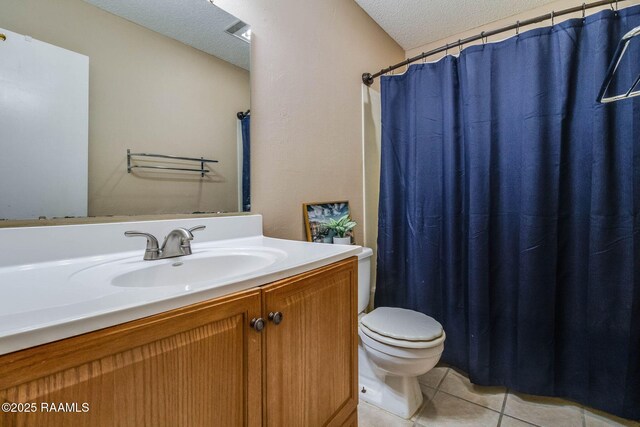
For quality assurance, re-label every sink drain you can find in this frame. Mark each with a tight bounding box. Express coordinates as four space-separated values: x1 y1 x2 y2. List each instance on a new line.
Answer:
172 261 183 267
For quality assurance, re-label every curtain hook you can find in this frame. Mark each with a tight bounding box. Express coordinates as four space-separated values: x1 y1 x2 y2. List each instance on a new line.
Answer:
445 43 449 56
516 20 520 36
458 39 462 53
582 3 587 20
422 52 426 63
481 31 486 44
550 11 555 26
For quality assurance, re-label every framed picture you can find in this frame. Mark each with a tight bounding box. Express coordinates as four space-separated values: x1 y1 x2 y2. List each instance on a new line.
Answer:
303 201 353 243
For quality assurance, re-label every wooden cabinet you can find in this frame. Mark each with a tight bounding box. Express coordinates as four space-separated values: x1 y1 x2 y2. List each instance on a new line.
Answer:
262 258 358 427
0 257 358 427
0 288 263 427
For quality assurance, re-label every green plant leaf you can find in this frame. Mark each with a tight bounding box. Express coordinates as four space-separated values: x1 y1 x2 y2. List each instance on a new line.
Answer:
322 215 357 237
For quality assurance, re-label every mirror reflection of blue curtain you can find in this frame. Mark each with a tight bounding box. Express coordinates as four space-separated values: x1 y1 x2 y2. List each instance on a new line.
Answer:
376 6 640 420
241 115 250 212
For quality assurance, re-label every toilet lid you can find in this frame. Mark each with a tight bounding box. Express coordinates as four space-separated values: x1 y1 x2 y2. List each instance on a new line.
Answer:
360 323 446 350
360 307 443 342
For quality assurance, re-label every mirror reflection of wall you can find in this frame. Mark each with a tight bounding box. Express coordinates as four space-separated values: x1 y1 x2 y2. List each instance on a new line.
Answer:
0 0 250 221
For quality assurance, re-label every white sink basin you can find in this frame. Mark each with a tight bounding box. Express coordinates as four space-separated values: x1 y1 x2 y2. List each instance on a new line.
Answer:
0 214 362 355
112 250 282 288
70 248 286 289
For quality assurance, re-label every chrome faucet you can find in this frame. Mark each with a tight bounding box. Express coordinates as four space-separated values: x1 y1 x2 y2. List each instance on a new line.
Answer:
125 225 206 260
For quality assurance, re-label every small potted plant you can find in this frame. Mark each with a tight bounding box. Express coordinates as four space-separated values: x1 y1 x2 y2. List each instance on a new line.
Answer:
324 215 356 245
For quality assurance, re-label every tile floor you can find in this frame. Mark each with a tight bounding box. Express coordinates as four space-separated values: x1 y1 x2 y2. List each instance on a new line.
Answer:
358 365 640 427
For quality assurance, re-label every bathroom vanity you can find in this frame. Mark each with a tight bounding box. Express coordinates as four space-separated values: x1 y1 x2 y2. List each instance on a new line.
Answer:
0 215 359 426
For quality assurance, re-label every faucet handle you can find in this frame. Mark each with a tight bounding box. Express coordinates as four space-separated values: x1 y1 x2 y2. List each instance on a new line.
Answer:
188 225 206 234
124 231 160 260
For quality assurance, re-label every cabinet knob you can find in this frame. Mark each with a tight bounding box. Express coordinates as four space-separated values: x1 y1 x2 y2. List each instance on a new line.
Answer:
268 312 283 325
250 317 265 332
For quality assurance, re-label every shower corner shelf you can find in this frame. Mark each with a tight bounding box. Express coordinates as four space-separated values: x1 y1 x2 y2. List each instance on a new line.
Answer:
126 149 219 178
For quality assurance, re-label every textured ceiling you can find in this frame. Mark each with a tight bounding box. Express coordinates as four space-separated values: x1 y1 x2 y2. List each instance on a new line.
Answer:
354 0 560 50
83 0 250 70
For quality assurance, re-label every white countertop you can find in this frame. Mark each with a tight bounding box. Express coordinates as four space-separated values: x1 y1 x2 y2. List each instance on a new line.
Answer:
0 215 360 355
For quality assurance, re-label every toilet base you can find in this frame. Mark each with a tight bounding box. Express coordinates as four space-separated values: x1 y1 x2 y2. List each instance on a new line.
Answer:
358 345 424 419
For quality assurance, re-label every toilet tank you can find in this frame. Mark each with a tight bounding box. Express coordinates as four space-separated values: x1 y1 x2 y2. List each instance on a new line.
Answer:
357 247 374 313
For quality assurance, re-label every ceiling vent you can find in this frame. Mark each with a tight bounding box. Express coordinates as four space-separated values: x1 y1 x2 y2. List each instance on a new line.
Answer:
225 20 251 43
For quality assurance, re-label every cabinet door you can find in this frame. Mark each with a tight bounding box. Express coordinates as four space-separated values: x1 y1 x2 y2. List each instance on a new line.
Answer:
0 289 263 427
262 258 358 427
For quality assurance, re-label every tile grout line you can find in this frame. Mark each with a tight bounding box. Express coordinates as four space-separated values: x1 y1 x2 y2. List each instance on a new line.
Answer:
414 369 450 427
363 379 624 427
435 388 503 414
415 388 442 427
360 400 417 425
496 391 544 427
415 386 507 427
499 409 544 426
435 368 450 390
497 389 509 426
415 368 611 427
421 370 616 427
433 385 540 427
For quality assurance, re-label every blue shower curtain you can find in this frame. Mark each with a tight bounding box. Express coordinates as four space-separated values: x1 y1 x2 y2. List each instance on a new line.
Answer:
375 6 640 420
241 115 251 212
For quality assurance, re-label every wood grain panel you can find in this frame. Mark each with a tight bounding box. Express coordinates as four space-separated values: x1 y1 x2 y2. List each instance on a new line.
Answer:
344 409 358 427
0 288 262 427
261 257 358 427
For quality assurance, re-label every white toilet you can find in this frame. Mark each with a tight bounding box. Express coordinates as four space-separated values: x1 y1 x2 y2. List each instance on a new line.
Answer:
357 247 446 419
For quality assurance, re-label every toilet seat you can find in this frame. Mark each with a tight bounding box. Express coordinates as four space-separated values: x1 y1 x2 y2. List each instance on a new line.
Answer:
360 307 443 344
360 323 446 349
359 326 445 360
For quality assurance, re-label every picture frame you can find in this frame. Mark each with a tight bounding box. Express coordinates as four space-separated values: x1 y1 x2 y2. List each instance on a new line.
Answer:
302 201 353 243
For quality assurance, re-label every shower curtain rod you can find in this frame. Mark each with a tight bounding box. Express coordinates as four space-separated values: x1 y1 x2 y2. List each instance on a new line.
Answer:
362 0 628 86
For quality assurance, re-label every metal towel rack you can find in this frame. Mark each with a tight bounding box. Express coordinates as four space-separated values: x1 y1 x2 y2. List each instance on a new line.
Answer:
127 149 219 177
597 25 640 103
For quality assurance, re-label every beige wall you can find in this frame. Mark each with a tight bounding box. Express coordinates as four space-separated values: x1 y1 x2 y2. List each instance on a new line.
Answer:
406 0 640 59
214 0 404 241
0 0 250 217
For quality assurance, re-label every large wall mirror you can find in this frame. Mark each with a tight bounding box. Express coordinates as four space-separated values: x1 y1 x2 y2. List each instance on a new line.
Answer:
0 0 251 222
